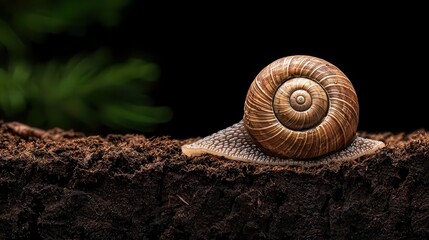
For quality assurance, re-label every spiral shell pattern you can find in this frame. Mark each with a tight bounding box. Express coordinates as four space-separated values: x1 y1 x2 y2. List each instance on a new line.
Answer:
244 55 359 159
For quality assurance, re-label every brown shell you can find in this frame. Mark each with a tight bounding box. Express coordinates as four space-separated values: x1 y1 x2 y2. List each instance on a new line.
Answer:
243 55 359 159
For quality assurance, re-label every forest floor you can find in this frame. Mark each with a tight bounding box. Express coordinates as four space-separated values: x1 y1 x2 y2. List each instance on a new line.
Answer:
0 121 428 239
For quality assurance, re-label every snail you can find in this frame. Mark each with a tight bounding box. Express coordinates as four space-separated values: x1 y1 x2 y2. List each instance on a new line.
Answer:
181 55 385 166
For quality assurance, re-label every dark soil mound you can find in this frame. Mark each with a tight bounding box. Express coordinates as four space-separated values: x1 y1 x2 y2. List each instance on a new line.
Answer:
0 122 428 239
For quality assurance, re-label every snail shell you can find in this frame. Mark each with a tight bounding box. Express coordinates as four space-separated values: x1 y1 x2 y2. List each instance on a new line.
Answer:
182 55 385 166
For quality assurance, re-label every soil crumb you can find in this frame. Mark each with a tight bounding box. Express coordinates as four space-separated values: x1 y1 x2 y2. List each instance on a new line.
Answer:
0 122 428 239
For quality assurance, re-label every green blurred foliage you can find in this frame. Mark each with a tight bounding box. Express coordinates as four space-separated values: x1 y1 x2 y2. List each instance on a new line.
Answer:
0 0 172 133
0 51 172 132
0 0 130 55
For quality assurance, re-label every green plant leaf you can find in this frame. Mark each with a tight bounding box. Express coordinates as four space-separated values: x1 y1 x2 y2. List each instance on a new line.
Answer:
0 51 172 133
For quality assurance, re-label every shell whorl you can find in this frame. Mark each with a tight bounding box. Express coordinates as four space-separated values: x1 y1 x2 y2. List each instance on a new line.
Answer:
243 55 359 159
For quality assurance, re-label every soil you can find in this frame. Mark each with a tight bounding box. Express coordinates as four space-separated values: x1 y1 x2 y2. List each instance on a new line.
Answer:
0 121 428 240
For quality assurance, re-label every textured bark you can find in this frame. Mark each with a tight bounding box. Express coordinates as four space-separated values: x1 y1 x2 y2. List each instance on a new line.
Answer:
0 122 428 239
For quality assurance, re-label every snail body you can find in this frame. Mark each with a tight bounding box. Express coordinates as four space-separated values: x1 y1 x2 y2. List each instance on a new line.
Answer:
182 55 385 166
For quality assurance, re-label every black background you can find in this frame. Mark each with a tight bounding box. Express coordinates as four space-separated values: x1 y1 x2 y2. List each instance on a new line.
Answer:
35 2 428 139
